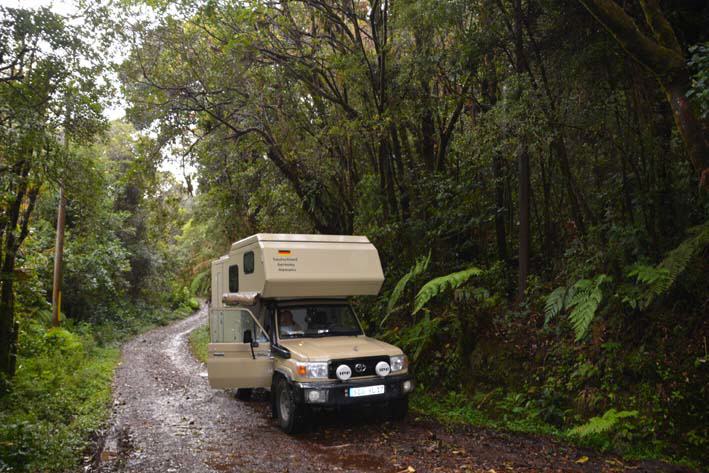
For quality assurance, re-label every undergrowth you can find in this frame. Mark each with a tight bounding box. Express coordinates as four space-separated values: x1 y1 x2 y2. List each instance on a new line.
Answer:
189 324 209 364
0 303 197 472
410 390 700 469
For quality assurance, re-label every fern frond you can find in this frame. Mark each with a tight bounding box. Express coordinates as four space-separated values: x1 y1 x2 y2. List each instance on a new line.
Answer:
190 269 210 296
413 266 482 314
627 264 671 309
568 297 600 341
568 409 638 437
658 220 709 291
566 274 610 341
381 252 431 326
544 286 567 325
626 220 709 309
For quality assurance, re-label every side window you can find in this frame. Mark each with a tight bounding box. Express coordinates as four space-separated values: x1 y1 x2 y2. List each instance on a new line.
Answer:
213 309 268 343
244 251 255 274
228 264 239 292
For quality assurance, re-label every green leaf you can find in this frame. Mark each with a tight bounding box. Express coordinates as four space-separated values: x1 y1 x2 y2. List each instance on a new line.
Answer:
568 409 638 437
381 251 431 326
413 266 483 314
657 220 709 292
544 286 567 325
566 274 610 341
625 220 709 309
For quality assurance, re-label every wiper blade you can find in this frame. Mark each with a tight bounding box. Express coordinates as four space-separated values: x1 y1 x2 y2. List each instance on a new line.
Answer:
330 330 362 336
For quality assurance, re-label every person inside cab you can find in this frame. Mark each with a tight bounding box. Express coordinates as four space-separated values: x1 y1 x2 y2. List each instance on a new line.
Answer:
279 309 303 336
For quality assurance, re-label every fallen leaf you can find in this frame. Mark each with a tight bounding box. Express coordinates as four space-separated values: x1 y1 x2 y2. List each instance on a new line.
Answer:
575 456 590 464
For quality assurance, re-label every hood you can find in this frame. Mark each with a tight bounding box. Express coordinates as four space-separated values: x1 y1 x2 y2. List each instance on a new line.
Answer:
279 336 402 361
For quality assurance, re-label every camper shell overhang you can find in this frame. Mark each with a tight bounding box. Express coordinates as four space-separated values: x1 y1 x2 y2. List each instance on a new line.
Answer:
216 233 385 300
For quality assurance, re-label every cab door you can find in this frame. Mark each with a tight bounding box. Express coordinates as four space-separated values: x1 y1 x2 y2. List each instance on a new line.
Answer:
207 307 273 389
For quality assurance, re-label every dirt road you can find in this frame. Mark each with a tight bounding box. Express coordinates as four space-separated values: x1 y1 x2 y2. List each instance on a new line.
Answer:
90 307 690 473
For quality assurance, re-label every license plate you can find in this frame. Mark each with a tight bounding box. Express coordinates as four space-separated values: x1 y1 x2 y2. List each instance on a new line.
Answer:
349 385 385 397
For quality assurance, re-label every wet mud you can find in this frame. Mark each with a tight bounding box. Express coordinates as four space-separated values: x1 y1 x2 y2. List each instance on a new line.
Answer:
90 307 693 473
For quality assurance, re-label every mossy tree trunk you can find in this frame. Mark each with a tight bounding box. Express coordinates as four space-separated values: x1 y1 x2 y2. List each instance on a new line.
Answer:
579 0 709 189
0 158 39 381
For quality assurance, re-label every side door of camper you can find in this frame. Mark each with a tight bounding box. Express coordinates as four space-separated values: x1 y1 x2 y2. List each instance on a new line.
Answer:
207 307 273 389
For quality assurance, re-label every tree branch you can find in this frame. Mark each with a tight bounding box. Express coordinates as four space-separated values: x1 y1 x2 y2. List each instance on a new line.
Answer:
578 0 684 80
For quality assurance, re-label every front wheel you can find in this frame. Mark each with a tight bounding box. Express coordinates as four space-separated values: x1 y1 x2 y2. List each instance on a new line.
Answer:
389 396 408 421
274 377 307 434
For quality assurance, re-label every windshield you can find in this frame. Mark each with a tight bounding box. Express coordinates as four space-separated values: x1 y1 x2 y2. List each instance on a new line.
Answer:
277 304 363 339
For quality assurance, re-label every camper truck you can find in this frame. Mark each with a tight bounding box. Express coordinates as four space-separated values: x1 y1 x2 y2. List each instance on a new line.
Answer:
207 233 413 433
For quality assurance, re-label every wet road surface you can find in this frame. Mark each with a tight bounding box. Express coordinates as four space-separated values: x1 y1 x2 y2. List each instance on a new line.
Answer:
90 307 692 473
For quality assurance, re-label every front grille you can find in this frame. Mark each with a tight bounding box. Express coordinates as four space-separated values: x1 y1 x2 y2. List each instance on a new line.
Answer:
328 356 389 379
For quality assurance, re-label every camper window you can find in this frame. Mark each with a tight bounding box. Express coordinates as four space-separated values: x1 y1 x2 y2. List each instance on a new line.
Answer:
228 264 239 292
244 251 255 274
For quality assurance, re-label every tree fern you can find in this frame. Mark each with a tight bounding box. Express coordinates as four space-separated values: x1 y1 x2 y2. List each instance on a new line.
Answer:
413 266 483 314
381 251 431 326
568 409 638 437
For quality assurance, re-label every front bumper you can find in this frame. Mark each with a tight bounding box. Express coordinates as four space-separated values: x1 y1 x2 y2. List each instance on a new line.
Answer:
293 373 413 407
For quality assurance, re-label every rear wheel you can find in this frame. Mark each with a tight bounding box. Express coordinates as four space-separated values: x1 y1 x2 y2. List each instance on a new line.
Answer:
235 388 252 401
274 377 307 434
389 396 408 421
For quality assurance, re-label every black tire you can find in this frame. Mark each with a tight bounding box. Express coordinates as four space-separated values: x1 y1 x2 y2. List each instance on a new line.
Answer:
235 388 252 401
274 376 307 434
390 396 408 421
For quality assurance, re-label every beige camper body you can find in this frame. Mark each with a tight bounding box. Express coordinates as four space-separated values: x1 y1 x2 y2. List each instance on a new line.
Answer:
210 233 385 303
207 234 412 434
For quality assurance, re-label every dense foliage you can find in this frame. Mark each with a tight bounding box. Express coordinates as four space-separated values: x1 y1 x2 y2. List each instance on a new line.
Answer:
0 6 198 471
116 0 708 466
0 0 707 470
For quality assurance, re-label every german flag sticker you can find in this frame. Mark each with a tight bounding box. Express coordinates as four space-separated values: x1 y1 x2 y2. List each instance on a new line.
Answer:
278 249 291 256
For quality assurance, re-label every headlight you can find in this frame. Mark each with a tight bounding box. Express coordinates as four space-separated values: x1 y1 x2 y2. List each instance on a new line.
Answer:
390 355 408 372
297 362 328 379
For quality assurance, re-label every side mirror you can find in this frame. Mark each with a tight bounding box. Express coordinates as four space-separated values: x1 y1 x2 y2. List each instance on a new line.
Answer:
243 329 259 348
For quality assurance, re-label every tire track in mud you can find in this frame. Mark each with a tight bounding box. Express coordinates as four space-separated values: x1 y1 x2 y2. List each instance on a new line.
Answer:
90 307 694 473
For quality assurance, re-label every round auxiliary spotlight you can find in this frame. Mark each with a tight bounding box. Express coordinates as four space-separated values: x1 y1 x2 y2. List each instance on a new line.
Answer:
375 361 391 377
336 364 352 381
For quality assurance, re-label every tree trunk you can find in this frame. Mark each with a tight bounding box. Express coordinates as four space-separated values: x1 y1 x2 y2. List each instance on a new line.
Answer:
664 75 709 187
0 160 29 380
390 124 410 222
482 0 507 264
0 277 15 380
517 148 531 301
540 151 554 264
0 256 17 378
493 153 507 262
52 186 66 327
552 136 594 233
579 0 709 189
513 0 531 301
